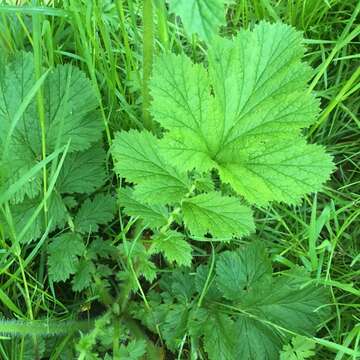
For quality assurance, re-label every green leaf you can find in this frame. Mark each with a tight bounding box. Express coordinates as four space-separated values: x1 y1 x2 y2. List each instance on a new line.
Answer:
160 270 196 303
118 188 168 228
4 193 67 243
56 144 107 194
150 22 334 205
44 64 103 152
72 260 96 292
112 130 190 204
149 231 192 267
168 0 230 42
23 337 45 360
119 340 147 360
218 138 334 205
203 312 236 360
162 303 190 350
182 192 255 239
150 53 217 173
74 194 116 234
88 238 117 259
0 52 43 202
119 241 157 283
233 316 283 359
216 241 272 300
0 52 103 202
48 233 85 282
240 276 330 336
210 245 330 360
280 336 316 360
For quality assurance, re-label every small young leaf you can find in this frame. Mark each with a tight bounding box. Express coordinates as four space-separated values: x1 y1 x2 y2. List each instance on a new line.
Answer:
72 260 96 292
182 192 255 239
119 339 147 360
149 231 192 267
74 194 116 234
48 233 85 282
119 242 157 283
280 336 316 360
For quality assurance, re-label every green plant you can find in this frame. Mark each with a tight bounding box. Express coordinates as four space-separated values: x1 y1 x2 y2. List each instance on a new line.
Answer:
1 1 359 358
0 52 117 290
112 21 334 251
131 242 330 359
109 21 334 359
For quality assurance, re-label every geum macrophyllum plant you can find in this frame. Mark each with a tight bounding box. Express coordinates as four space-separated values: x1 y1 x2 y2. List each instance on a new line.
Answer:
112 21 335 256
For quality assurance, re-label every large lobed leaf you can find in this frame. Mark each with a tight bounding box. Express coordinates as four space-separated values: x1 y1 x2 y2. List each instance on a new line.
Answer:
150 22 334 205
211 242 330 360
0 52 107 243
0 52 104 203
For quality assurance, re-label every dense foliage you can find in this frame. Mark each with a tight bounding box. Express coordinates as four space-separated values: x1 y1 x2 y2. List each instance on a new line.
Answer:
0 0 359 359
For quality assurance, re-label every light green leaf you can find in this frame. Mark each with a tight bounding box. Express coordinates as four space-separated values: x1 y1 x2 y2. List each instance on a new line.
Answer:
150 22 334 205
56 144 107 194
112 130 190 204
218 139 334 205
74 194 116 234
119 340 147 360
182 192 255 239
149 231 192 267
280 336 316 360
118 188 169 228
168 0 231 42
48 233 85 282
216 241 272 300
150 53 217 173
